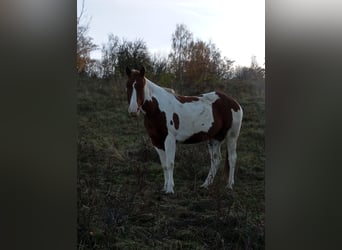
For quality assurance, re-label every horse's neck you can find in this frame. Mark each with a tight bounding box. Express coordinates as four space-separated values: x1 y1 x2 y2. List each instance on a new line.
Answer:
142 79 171 115
145 78 168 101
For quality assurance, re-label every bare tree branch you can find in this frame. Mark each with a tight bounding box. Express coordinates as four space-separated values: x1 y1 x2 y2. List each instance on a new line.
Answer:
78 0 86 23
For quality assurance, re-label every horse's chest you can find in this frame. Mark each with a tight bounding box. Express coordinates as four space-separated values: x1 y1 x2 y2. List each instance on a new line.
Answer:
143 112 168 149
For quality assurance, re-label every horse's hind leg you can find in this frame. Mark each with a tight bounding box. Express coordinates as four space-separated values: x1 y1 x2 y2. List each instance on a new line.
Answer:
226 108 243 189
201 139 222 188
164 134 176 194
226 135 237 189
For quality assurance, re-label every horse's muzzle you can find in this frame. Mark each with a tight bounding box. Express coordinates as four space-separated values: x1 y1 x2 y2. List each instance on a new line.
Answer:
128 109 140 117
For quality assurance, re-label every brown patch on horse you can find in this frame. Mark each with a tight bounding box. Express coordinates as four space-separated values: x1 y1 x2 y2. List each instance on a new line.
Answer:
182 91 241 144
142 97 168 150
172 113 179 130
215 91 240 112
208 91 241 141
175 95 199 103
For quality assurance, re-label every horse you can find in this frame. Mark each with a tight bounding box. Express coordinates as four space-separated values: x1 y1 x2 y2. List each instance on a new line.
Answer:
125 66 243 194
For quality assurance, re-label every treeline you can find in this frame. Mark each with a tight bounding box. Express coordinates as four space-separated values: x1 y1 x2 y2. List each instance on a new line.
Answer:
77 21 264 91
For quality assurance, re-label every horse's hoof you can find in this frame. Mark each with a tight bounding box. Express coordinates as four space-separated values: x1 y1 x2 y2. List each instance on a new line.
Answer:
165 189 174 194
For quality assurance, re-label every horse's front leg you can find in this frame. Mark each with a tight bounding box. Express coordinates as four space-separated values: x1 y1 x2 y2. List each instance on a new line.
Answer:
154 147 168 192
164 134 176 194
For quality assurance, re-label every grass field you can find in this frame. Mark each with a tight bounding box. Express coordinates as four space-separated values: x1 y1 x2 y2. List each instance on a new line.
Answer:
77 76 265 249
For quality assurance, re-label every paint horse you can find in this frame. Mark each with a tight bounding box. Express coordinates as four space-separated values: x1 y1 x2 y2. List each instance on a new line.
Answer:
126 66 243 194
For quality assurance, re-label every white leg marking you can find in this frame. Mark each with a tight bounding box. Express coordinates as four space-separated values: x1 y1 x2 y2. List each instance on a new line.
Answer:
201 140 222 188
227 137 237 189
164 134 176 194
155 148 168 192
226 108 243 189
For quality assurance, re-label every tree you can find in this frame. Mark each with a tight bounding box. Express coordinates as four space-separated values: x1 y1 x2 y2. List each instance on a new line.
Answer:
251 55 258 69
117 39 151 76
76 0 97 75
233 56 265 80
101 34 120 79
250 55 265 79
169 24 193 89
86 59 103 78
150 53 173 87
184 40 209 86
150 53 168 77
219 57 235 80
234 66 251 80
244 55 265 80
183 39 234 91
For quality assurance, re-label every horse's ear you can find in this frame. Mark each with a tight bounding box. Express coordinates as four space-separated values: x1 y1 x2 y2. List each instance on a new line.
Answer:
126 66 131 77
140 66 145 77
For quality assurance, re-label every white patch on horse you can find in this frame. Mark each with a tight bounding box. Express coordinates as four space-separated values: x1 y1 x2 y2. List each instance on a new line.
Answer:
144 80 152 101
169 96 217 142
128 81 139 114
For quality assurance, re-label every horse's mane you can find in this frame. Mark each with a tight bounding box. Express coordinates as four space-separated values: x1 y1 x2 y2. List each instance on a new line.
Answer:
163 87 176 94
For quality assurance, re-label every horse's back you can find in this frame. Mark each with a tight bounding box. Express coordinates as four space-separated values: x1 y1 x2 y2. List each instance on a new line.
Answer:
167 91 241 143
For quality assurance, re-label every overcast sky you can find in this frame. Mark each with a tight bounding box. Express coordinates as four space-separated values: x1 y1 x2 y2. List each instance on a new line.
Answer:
77 0 264 67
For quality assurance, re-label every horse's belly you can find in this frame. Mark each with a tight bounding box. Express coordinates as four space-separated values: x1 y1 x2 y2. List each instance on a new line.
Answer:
180 131 210 144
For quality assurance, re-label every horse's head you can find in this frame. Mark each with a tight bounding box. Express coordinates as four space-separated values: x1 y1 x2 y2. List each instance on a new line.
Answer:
126 66 146 116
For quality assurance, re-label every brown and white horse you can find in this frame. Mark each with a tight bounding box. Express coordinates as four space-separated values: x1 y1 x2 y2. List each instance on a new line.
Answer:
126 66 243 194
